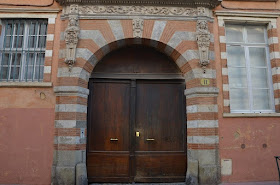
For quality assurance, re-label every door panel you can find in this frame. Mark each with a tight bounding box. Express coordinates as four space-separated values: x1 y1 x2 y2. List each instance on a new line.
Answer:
87 79 186 183
134 154 186 182
88 81 130 152
134 80 186 182
135 81 185 152
87 153 130 182
87 80 131 182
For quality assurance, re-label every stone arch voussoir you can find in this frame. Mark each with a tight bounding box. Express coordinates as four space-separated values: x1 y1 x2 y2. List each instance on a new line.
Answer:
76 37 198 86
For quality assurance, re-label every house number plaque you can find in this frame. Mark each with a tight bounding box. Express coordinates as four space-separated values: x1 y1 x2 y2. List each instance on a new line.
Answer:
201 78 210 86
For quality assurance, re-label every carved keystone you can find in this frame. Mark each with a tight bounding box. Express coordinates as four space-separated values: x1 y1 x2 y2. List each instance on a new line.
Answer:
132 18 144 38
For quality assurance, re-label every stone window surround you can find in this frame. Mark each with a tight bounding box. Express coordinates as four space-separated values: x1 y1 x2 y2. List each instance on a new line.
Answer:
216 11 280 117
0 13 58 87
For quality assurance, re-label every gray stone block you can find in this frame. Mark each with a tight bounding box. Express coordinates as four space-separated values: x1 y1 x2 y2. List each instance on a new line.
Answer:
198 150 218 166
198 165 220 185
186 159 198 185
56 150 83 167
55 166 75 185
52 165 56 185
76 121 87 128
53 150 58 166
76 163 88 185
187 149 198 161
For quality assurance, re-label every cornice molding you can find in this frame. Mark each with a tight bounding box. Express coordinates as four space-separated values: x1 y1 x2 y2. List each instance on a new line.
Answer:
56 0 220 9
215 11 280 18
0 8 60 13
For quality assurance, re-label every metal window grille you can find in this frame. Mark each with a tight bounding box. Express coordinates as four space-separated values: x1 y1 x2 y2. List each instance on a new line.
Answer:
0 19 48 82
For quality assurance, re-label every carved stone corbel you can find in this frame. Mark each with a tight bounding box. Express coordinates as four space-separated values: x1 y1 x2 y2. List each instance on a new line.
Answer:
65 4 80 71
196 20 211 73
132 18 144 38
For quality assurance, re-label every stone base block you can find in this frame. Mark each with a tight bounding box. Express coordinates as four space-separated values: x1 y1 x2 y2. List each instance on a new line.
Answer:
55 166 75 185
199 165 220 185
76 163 88 185
186 159 198 185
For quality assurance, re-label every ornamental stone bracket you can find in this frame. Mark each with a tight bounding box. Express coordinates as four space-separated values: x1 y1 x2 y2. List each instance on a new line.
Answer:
196 20 211 73
64 4 80 71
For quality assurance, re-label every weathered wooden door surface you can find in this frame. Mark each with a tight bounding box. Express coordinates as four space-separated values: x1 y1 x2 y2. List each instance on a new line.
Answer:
87 79 131 182
87 45 186 183
134 80 186 182
87 79 186 183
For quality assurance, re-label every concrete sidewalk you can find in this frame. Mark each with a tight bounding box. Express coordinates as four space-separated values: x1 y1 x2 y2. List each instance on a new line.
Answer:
220 181 279 185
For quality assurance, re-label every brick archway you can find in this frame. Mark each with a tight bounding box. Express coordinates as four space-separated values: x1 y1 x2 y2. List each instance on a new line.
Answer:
52 18 219 185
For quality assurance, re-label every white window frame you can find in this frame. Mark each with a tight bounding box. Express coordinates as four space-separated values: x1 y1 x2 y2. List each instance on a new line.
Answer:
226 23 275 113
0 19 48 82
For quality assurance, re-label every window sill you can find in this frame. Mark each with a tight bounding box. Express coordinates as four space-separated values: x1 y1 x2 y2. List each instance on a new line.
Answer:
0 82 52 88
223 113 280 118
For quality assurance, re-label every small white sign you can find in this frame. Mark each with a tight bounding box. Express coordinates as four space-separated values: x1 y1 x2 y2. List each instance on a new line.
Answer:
221 159 232 176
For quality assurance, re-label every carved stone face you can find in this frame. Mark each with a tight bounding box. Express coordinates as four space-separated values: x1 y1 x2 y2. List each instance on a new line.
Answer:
69 17 78 27
198 20 208 30
65 29 79 44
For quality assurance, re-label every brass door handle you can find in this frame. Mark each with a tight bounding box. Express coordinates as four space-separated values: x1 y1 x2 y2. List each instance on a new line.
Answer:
146 138 155 141
110 138 118 141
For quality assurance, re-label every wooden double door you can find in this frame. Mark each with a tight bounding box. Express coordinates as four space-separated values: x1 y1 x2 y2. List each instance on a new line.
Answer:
87 78 186 183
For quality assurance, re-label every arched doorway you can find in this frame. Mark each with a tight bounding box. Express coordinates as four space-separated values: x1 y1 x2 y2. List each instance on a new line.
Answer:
87 45 187 183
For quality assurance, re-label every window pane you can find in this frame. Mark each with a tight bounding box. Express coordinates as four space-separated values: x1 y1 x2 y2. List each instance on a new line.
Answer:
28 36 36 48
14 22 24 35
34 66 40 80
39 23 47 35
29 23 35 35
227 46 246 67
25 53 34 66
249 47 267 67
251 68 268 88
226 25 244 43
252 89 270 110
1 67 8 80
13 36 24 48
19 23 24 35
2 53 10 65
230 88 250 110
38 53 45 66
11 53 22 66
6 23 13 35
40 66 44 80
5 36 12 48
25 53 35 80
26 66 34 80
18 36 24 48
10 67 20 80
247 26 265 43
38 36 46 48
228 67 247 88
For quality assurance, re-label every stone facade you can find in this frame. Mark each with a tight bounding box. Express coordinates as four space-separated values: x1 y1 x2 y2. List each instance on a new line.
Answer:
53 3 220 184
